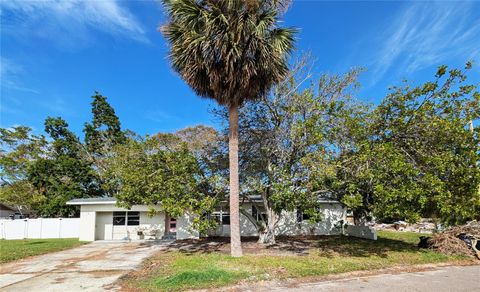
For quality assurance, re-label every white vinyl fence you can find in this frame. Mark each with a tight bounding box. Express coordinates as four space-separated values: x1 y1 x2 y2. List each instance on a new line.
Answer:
345 224 377 240
0 218 80 240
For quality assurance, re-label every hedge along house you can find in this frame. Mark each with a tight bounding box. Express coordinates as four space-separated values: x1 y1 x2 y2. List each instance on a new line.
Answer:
68 197 347 242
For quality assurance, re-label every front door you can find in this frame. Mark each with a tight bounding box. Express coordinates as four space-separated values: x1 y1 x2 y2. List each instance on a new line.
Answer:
169 217 176 233
164 214 177 234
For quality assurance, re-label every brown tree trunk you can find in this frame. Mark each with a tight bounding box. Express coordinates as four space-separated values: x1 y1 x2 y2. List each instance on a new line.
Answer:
229 104 243 257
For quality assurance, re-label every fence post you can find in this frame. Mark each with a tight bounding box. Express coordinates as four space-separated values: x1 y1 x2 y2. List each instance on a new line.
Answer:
59 218 62 238
24 219 28 239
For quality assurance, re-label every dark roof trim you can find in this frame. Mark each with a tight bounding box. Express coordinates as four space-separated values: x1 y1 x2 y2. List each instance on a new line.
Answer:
0 203 16 211
66 197 117 205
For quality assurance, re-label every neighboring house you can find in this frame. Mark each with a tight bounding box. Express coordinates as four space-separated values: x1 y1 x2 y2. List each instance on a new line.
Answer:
0 203 32 219
0 203 16 219
67 197 346 241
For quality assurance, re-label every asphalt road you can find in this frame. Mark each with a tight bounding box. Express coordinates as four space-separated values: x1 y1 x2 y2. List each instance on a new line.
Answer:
244 265 480 292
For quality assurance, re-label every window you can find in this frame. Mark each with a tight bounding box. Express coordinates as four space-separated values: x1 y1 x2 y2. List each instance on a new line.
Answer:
296 210 311 222
211 213 221 224
260 213 268 222
222 214 230 225
302 212 311 221
127 212 140 226
252 206 268 223
113 211 140 226
113 211 126 225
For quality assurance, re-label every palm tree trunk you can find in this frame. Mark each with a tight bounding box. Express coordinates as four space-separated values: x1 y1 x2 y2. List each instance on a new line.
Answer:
229 104 243 257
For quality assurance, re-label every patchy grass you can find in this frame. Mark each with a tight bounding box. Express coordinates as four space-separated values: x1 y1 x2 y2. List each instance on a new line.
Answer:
152 268 247 291
0 238 86 263
122 231 472 291
377 230 423 244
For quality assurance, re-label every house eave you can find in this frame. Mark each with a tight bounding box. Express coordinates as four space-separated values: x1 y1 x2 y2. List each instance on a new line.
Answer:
66 198 117 206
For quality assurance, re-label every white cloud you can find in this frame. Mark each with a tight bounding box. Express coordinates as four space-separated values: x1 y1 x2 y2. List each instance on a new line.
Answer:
1 57 23 76
1 57 39 94
0 0 148 46
369 2 480 83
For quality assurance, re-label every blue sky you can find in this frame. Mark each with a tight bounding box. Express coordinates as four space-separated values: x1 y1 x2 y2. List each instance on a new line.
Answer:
1 0 479 137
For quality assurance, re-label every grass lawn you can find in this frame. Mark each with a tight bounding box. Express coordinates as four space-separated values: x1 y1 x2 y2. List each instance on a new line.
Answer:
0 238 86 263
122 231 475 291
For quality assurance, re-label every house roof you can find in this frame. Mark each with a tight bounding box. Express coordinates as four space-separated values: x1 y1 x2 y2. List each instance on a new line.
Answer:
66 197 117 205
66 196 342 206
242 195 342 204
0 203 16 211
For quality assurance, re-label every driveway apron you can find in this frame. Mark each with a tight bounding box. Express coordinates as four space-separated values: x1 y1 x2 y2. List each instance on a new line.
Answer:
0 241 165 291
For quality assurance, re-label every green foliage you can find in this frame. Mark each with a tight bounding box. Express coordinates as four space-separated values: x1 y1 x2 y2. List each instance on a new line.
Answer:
370 65 480 224
28 117 100 217
84 92 125 157
161 0 296 253
83 92 126 196
0 92 124 217
107 136 219 234
0 126 47 211
329 64 480 224
230 57 366 241
1 60 478 229
161 0 296 107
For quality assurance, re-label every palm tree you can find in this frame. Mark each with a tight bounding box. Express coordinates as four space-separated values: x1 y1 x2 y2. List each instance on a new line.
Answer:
161 0 295 257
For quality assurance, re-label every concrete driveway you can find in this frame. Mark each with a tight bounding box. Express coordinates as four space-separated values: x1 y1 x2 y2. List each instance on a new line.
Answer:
0 241 166 291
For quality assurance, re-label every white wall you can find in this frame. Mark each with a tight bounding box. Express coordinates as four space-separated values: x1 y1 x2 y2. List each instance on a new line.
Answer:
0 218 80 240
177 213 199 239
109 212 165 240
213 203 347 237
74 202 346 240
79 211 96 241
84 207 165 241
276 204 346 236
95 212 112 240
78 204 165 241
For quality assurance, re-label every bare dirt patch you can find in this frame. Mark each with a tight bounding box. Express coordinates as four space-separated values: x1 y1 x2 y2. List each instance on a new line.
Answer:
164 235 334 256
83 270 124 278
52 277 67 284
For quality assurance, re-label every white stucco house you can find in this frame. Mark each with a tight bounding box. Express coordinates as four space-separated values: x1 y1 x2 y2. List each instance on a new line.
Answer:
67 197 347 241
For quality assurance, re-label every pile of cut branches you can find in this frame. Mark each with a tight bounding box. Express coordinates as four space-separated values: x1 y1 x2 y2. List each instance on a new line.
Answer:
422 221 480 259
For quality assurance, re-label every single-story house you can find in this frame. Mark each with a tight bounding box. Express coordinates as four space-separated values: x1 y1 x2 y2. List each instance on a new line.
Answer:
0 203 32 219
0 203 17 219
66 197 346 241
